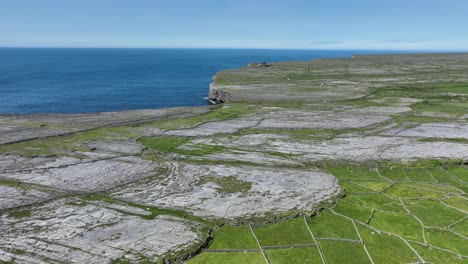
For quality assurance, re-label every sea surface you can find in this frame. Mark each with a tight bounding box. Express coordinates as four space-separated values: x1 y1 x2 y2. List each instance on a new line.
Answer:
0 48 398 114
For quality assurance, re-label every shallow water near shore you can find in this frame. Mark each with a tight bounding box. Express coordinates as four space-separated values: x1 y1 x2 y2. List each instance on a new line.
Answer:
0 48 396 114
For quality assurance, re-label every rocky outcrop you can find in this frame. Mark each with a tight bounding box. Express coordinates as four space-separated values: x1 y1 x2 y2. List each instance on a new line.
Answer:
208 82 231 103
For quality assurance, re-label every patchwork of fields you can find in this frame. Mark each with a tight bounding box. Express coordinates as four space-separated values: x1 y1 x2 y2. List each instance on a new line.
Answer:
190 164 467 264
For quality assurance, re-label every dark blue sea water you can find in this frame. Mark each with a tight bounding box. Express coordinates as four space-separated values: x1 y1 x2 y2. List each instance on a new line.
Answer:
0 48 397 114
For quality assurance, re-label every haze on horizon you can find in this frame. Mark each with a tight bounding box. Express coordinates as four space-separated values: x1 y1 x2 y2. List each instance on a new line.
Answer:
1 0 467 51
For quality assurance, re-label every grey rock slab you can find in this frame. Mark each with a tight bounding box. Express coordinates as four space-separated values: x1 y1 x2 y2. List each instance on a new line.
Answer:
264 136 468 162
164 117 262 137
0 186 53 210
82 140 145 155
0 156 158 192
384 123 468 139
0 199 203 263
257 110 390 129
113 163 341 221
0 155 55 173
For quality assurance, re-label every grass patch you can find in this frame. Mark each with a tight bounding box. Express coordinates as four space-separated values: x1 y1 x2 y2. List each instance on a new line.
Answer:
325 164 381 181
265 247 322 264
445 165 468 182
357 224 419 264
385 185 445 199
334 202 373 223
410 242 464 264
187 252 265 264
209 225 258 250
428 168 464 185
254 218 314 246
139 136 188 152
425 228 468 256
344 193 405 213
307 210 359 240
351 181 393 192
444 195 468 212
378 167 407 181
404 169 435 182
196 176 252 194
405 199 465 228
450 218 468 236
370 211 423 241
8 210 32 218
397 182 462 194
341 181 377 193
320 241 371 264
173 144 225 156
412 99 468 116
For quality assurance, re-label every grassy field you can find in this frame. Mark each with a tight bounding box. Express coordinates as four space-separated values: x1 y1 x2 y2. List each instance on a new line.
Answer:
188 164 468 263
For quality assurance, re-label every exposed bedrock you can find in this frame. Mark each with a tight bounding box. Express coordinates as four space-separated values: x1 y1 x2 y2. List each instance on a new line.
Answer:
112 162 342 223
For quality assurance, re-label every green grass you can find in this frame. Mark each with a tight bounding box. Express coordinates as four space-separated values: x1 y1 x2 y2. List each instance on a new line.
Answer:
385 185 446 199
307 210 359 240
209 225 259 250
410 242 465 264
187 252 265 264
444 195 468 212
265 247 322 264
340 181 377 193
425 228 468 256
8 210 32 218
334 201 373 223
370 211 423 241
397 181 462 193
405 199 466 228
139 136 188 152
412 99 468 116
196 176 252 194
254 218 314 246
445 166 468 182
351 180 393 192
344 193 405 213
405 169 435 182
379 167 407 181
357 224 419 264
450 218 468 236
428 167 464 185
325 164 381 181
320 241 371 264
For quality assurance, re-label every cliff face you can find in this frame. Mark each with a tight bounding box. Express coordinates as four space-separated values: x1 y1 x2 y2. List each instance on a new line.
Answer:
208 82 231 103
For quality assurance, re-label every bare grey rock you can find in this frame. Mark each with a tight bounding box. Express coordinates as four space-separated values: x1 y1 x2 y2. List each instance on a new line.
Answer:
0 156 158 192
0 198 204 263
113 163 341 221
0 186 53 210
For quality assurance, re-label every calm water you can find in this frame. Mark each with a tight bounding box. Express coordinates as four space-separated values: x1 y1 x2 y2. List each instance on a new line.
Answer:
0 48 395 114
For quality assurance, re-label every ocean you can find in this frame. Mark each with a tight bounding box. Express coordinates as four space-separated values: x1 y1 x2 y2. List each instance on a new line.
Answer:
0 48 396 114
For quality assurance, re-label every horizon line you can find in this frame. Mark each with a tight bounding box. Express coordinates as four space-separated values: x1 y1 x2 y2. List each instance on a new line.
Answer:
1 46 467 52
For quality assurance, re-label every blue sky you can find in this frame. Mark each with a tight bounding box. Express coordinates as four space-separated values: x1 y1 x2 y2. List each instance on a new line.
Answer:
1 0 467 50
